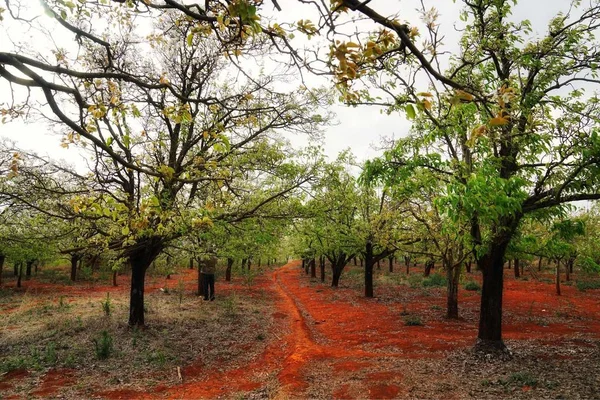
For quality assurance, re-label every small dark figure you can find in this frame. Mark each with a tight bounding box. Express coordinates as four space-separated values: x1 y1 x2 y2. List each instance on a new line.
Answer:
202 255 217 301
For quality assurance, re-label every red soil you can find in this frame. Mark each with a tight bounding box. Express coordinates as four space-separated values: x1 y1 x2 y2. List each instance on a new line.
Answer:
5 261 600 398
30 369 76 398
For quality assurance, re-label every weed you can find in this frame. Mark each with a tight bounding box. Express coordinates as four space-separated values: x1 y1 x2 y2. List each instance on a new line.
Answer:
576 280 600 291
508 371 538 387
407 274 422 288
464 281 481 291
430 304 443 311
147 350 167 367
221 294 238 316
101 293 112 316
422 273 447 288
94 330 114 360
404 314 423 326
44 342 57 365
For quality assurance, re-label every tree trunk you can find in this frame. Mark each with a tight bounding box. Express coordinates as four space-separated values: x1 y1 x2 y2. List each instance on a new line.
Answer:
406 260 410 275
113 270 118 286
359 258 363 267
241 258 247 270
466 260 472 273
78 257 83 271
310 258 316 279
16 263 23 288
388 256 394 273
70 254 78 282
507 259 512 270
332 266 342 287
247 259 252 271
258 258 262 267
364 242 374 298
556 260 561 296
513 258 520 278
446 262 460 319
319 256 325 282
226 258 233 282
301 258 305 271
128 242 162 327
0 254 4 286
353 257 357 266
34 261 38 274
14 263 18 276
304 258 309 275
376 260 381 270
424 260 434 277
476 243 508 351
198 264 205 296
189 258 194 270
25 260 33 279
538 256 543 272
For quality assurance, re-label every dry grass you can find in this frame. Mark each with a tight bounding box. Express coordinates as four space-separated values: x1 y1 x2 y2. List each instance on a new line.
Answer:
0 267 276 399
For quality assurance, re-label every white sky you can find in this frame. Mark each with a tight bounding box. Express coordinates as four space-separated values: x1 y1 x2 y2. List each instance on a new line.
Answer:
0 0 574 167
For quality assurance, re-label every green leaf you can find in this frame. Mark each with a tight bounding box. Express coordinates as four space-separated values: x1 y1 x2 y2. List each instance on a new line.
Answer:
122 226 130 236
405 104 416 120
186 33 194 46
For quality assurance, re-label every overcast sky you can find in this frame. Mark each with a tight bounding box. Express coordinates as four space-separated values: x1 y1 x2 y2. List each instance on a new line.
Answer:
0 0 576 167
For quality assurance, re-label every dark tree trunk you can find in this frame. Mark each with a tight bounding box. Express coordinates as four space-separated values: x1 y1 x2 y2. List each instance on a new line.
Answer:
128 241 162 327
25 260 33 279
565 260 570 281
406 260 410 275
332 266 342 287
538 256 543 271
507 259 512 270
14 263 18 276
241 258 247 270
556 260 561 296
0 254 4 286
78 257 83 271
189 258 194 270
376 260 381 270
359 258 363 267
466 260 472 273
17 263 23 288
310 258 316 279
34 261 38 274
476 242 509 351
353 257 357 266
301 258 305 271
247 259 252 271
513 258 520 278
304 258 309 275
226 258 233 282
446 262 460 319
424 260 434 277
319 256 325 282
569 257 574 273
198 263 205 296
388 256 394 273
112 271 118 286
364 243 374 298
70 254 79 282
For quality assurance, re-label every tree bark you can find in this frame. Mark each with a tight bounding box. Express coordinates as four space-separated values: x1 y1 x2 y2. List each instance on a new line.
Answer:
424 260 434 277
16 263 23 288
364 242 374 298
476 244 508 351
25 260 33 279
353 257 357 266
14 262 18 276
247 259 252 271
226 258 233 282
359 258 363 267
513 258 520 278
310 257 316 279
189 257 194 270
556 260 561 296
128 241 162 327
466 260 471 273
241 258 247 270
0 254 4 286
538 256 543 271
388 256 394 273
70 254 79 282
319 255 325 282
446 262 460 319
113 270 118 286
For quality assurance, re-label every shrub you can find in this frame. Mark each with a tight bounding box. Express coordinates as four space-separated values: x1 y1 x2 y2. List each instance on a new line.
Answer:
464 281 481 291
576 280 600 291
404 315 423 326
101 293 112 316
422 273 447 287
94 330 114 360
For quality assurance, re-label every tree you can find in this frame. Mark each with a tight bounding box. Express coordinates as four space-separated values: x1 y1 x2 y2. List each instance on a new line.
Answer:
362 1 600 352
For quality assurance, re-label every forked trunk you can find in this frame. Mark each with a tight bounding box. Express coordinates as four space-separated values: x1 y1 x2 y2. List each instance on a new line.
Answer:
226 258 233 282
